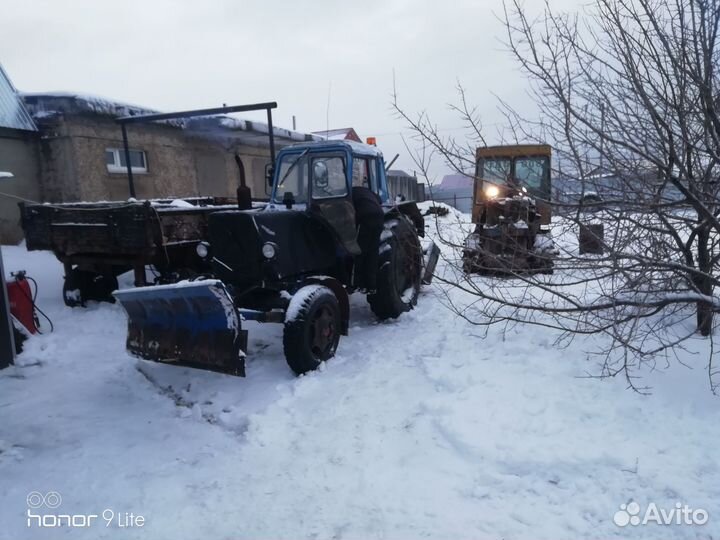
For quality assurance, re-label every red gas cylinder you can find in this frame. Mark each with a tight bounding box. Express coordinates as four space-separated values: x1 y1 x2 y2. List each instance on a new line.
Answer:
7 274 37 334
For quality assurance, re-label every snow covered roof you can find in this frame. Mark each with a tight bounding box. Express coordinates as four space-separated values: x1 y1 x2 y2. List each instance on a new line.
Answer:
312 127 362 143
21 92 321 145
0 64 36 131
189 115 323 145
22 92 181 125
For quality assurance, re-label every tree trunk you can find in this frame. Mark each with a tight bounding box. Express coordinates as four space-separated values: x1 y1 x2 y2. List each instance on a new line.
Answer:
696 297 713 336
696 229 713 336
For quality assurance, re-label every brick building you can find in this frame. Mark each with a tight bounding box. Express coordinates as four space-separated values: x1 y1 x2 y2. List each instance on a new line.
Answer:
23 93 320 204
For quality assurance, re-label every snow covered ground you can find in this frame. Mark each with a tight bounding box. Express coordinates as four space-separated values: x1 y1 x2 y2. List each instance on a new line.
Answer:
1 205 719 539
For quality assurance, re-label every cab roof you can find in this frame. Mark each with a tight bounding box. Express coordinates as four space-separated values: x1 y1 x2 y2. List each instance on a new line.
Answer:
476 144 551 159
283 139 383 158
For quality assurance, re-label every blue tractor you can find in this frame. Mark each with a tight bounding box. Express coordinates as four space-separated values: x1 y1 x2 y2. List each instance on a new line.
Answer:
115 139 439 377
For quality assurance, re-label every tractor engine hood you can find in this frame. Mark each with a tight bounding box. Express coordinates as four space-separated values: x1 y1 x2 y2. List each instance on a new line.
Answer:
207 210 337 288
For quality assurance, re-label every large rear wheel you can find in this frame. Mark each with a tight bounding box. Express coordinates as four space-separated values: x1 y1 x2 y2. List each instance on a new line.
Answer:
283 285 342 375
368 218 422 320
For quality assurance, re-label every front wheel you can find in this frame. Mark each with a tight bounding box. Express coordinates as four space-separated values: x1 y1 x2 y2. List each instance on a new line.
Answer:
283 285 342 375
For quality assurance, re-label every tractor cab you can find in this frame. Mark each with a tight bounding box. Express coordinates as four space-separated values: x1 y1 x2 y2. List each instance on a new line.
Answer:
271 141 390 206
464 144 556 274
473 144 552 226
267 140 391 255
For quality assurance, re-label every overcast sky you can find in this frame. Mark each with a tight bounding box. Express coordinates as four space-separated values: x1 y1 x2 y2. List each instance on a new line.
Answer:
1 0 578 181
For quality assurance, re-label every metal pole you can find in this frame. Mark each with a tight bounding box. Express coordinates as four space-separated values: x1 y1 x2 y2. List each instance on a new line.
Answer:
121 124 136 199
267 107 276 166
116 102 277 124
0 249 15 369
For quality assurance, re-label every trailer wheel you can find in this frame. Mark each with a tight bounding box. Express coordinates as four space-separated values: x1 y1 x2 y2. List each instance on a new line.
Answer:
368 218 422 320
12 325 27 354
283 285 341 375
63 269 118 307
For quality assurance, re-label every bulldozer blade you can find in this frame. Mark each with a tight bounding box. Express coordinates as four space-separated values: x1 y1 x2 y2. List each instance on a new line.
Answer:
113 280 246 376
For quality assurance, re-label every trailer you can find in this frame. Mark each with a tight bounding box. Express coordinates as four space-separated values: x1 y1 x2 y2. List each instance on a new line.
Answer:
19 197 258 306
19 102 279 306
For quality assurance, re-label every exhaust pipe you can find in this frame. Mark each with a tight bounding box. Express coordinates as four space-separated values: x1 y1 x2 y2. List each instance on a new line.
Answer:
235 154 252 210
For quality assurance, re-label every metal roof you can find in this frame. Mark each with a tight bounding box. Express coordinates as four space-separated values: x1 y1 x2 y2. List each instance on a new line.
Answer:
284 139 383 157
0 64 36 131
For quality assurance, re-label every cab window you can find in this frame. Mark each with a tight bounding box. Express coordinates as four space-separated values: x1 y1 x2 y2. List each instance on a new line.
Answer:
311 155 347 199
479 158 511 184
274 152 309 203
515 157 547 190
352 157 379 193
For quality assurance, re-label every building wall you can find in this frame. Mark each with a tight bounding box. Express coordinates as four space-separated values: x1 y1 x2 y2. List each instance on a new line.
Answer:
386 174 425 203
35 115 274 203
0 128 41 244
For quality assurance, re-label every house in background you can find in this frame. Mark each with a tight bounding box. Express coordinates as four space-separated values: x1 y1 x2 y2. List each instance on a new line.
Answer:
312 127 362 143
22 93 321 206
0 64 41 244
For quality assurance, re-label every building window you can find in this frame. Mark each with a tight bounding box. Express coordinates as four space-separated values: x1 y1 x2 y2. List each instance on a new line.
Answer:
105 148 147 173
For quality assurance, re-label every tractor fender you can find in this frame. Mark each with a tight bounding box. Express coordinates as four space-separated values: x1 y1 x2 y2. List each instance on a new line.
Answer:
385 202 425 237
300 276 350 335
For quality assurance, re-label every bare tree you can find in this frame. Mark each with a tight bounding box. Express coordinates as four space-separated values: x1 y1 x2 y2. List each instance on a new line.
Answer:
394 0 720 392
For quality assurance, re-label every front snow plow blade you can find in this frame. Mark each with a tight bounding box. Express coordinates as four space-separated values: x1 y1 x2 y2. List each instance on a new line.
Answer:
114 280 247 376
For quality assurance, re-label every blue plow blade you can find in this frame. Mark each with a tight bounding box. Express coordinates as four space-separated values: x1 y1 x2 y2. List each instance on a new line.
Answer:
113 280 247 376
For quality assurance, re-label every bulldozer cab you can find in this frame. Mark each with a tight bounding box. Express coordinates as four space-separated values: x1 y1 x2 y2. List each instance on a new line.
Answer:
472 144 552 225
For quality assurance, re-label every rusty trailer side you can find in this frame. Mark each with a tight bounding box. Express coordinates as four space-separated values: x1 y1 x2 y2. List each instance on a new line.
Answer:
19 198 245 304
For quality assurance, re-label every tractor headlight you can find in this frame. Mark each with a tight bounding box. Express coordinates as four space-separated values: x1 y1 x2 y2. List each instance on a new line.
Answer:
196 242 210 259
262 242 277 259
485 185 500 199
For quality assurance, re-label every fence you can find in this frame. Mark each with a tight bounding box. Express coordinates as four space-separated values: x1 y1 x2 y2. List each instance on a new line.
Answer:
386 174 426 203
426 188 474 213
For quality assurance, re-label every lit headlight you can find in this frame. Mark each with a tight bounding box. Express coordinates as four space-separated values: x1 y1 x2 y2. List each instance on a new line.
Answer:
262 242 277 259
196 242 210 259
485 185 500 199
